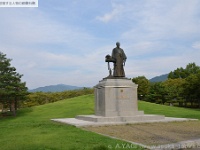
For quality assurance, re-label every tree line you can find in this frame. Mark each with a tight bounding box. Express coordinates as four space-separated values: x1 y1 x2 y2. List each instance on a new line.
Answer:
132 62 200 108
22 88 94 108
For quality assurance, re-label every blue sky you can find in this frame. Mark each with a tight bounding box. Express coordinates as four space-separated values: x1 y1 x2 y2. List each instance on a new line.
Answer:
1 0 200 89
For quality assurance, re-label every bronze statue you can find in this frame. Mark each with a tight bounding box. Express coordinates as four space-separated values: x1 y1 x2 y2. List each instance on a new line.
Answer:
105 42 127 78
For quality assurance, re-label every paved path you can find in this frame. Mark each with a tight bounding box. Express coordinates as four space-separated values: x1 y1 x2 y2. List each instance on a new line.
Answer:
51 117 197 127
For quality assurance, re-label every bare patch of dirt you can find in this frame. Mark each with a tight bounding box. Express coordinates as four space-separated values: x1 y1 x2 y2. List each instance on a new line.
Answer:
83 121 200 146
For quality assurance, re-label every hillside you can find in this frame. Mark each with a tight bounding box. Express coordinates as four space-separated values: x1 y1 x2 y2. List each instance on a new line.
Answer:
0 95 135 150
0 94 199 150
149 74 168 82
29 84 83 92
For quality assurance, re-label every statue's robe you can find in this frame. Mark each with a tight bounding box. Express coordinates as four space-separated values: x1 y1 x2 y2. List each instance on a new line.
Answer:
112 47 127 77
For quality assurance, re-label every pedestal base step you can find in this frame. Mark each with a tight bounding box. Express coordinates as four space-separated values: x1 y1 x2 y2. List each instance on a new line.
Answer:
51 117 198 127
76 114 165 122
95 110 144 117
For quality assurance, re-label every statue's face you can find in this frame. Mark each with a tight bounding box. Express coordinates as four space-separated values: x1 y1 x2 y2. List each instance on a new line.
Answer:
116 42 120 47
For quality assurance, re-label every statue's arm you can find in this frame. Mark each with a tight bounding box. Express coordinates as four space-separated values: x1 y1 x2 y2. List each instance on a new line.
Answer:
121 49 127 66
111 49 116 61
122 49 127 60
111 49 115 58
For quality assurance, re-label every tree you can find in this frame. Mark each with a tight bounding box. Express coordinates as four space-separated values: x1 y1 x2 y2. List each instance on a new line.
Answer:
144 62 200 108
184 72 200 108
132 76 150 100
146 82 167 104
0 52 28 116
168 62 200 108
162 78 185 106
168 62 200 79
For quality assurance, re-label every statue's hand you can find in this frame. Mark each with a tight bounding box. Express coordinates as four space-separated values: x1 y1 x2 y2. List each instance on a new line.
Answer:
123 60 126 66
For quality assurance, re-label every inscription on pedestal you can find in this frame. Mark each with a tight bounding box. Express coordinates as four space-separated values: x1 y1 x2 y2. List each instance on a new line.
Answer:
115 88 130 100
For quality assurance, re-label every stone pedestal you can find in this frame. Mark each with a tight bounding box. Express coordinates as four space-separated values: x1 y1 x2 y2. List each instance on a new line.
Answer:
94 78 143 117
76 78 165 123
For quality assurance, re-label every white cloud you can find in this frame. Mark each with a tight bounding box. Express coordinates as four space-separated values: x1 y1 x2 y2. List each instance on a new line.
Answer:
119 0 200 44
96 3 124 23
126 57 181 79
124 41 160 58
0 9 96 53
192 42 200 49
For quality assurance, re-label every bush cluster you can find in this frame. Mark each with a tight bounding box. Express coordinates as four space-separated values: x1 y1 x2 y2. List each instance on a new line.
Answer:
21 88 94 107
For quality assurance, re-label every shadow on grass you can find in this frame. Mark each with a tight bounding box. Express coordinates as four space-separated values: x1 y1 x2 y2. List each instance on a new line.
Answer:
0 107 33 120
17 107 34 116
189 108 200 111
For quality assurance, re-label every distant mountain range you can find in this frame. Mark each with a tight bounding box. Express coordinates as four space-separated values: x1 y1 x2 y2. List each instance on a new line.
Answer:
149 74 168 82
29 74 168 92
29 84 83 92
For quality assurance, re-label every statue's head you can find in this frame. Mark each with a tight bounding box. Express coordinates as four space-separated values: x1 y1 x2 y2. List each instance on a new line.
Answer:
116 42 120 47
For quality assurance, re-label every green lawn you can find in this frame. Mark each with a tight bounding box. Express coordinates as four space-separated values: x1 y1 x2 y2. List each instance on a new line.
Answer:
0 95 142 150
138 100 200 119
0 94 199 150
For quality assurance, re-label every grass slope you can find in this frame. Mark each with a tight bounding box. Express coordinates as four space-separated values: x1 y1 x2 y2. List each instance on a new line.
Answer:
138 101 200 119
0 94 199 150
0 95 142 150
